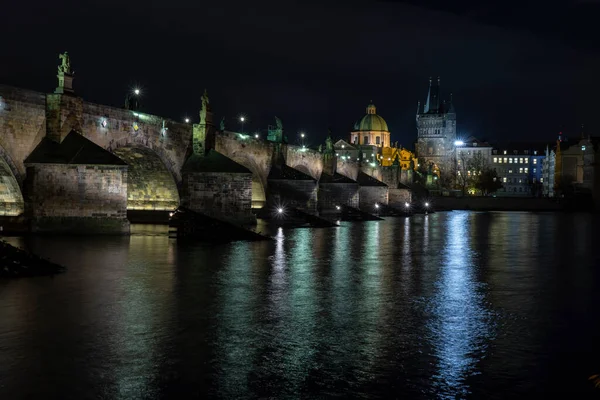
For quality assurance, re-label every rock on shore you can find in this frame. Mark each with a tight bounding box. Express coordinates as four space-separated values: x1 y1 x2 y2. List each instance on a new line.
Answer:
0 240 65 278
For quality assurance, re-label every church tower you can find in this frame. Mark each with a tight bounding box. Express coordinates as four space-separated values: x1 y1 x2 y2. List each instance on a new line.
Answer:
415 77 456 173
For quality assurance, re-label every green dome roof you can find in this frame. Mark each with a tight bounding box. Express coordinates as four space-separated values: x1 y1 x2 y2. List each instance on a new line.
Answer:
353 103 389 132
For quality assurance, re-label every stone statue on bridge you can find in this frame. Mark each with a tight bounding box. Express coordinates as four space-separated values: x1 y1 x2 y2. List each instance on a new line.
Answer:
58 52 72 75
219 117 225 131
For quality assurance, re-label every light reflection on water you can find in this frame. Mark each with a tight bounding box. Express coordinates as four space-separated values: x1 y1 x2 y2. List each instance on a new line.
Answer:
427 212 494 398
2 212 600 399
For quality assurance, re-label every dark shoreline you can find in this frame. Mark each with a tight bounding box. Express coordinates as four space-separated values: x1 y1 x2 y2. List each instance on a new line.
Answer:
0 240 65 278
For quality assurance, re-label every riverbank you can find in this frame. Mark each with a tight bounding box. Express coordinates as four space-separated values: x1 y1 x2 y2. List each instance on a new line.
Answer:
0 240 65 278
432 196 563 212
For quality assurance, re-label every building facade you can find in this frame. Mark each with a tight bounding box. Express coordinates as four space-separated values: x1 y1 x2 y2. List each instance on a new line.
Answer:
415 77 456 174
491 144 546 197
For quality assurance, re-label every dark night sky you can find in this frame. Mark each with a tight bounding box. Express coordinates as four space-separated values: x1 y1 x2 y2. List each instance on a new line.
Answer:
2 0 600 148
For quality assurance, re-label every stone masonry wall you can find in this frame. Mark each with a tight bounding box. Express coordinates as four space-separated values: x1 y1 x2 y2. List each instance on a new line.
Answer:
181 172 255 226
0 157 24 216
389 188 412 208
318 182 360 213
26 164 129 234
0 85 47 183
359 186 388 210
267 179 318 214
112 147 179 211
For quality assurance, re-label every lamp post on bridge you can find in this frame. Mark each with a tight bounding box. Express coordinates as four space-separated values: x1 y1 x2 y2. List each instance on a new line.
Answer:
239 116 245 134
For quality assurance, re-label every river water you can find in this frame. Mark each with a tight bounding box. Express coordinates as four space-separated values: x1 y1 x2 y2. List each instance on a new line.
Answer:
1 211 600 399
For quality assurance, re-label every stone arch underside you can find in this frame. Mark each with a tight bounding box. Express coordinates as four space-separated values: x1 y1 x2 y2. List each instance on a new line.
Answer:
223 151 268 209
0 155 24 216
112 146 180 211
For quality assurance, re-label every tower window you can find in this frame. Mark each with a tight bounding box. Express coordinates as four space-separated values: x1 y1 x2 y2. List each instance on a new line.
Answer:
363 136 369 144
376 136 381 145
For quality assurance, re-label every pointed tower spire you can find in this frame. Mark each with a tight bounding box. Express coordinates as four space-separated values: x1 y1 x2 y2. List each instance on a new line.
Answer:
448 92 455 114
417 100 421 115
424 77 432 113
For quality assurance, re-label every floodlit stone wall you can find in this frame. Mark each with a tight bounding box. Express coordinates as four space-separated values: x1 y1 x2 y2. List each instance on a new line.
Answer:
26 164 129 234
112 147 179 211
181 171 255 226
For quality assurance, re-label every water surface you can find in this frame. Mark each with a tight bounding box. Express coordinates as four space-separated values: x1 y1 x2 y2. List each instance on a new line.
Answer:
1 212 600 399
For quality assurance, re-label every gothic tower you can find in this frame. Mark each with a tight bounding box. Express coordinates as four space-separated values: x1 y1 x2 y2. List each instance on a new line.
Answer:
415 77 456 173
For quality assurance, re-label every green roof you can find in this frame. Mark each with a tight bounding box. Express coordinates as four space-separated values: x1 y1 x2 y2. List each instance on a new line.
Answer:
353 103 389 132
182 150 251 173
24 131 126 165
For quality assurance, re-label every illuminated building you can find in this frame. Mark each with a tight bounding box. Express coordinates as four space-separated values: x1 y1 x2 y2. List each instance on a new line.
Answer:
415 77 456 174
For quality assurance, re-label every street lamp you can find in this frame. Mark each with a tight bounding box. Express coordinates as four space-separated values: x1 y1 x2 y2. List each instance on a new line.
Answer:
254 134 259 139
134 88 140 96
240 116 245 133
300 132 305 138
454 140 464 146
405 202 410 208
277 207 283 214
184 117 190 123
424 202 430 208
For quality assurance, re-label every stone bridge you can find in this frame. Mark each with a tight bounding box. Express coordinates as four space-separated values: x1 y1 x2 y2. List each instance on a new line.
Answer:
0 70 410 233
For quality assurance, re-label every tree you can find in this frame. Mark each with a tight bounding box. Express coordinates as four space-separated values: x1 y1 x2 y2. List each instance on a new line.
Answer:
475 168 503 196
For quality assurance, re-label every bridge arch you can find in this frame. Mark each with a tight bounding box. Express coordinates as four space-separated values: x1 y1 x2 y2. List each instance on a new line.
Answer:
112 146 180 211
0 145 24 216
108 138 182 185
222 150 268 209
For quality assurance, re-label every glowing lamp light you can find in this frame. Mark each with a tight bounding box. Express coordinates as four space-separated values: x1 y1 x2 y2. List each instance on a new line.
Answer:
185 117 190 123
336 205 341 210
454 140 464 146
169 212 174 217
424 202 430 208
101 119 107 128
300 133 305 138
341 145 345 148
277 208 284 214
240 116 245 122
405 202 410 208
255 134 259 139
374 203 380 209
134 89 140 95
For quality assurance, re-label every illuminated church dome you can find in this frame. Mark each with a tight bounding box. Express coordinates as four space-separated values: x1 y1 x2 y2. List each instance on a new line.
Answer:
350 102 391 148
353 103 389 132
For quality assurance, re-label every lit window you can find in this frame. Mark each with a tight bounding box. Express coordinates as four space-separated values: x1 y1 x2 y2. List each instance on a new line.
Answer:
493 157 498 163
519 179 522 183
509 169 513 174
533 159 537 164
519 168 523 173
533 168 536 173
524 158 528 163
524 168 528 173
519 158 523 164
503 158 507 163
582 145 586 151
503 150 507 155
503 177 507 182
534 151 538 155
509 158 513 163
540 178 544 182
